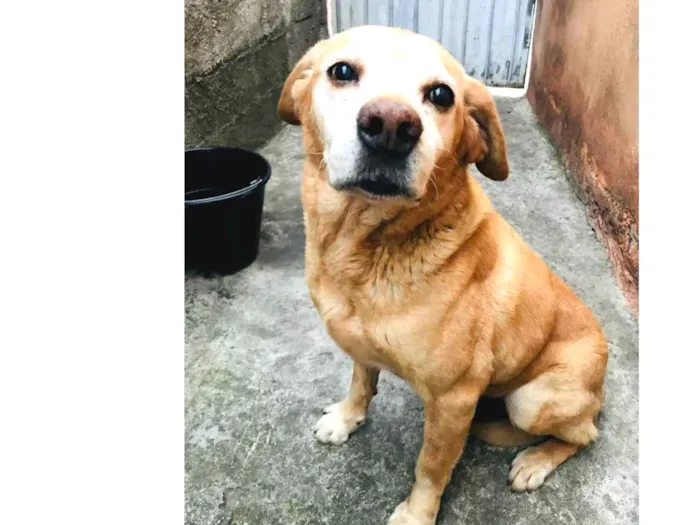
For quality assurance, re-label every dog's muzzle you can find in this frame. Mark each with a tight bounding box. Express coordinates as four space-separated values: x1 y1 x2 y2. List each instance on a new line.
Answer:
341 98 423 198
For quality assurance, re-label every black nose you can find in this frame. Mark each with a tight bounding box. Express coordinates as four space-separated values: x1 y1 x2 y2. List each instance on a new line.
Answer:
357 99 423 157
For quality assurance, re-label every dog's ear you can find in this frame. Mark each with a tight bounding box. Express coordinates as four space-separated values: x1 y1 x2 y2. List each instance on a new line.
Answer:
277 40 329 125
460 77 509 181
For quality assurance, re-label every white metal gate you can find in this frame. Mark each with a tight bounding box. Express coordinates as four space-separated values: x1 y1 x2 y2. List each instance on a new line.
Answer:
330 0 536 88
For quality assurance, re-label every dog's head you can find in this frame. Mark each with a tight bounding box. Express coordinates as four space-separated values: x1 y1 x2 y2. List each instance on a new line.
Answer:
278 26 508 203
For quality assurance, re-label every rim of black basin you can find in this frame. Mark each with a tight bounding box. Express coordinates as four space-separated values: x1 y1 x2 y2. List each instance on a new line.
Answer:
185 147 271 206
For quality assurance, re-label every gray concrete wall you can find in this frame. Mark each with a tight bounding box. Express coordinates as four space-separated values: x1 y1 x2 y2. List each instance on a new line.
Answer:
185 0 327 149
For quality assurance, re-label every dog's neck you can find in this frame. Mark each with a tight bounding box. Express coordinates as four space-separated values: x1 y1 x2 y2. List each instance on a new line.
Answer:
302 158 494 281
371 166 492 240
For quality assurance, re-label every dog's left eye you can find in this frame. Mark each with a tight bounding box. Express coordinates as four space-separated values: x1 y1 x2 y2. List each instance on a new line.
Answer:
328 62 358 82
426 84 455 108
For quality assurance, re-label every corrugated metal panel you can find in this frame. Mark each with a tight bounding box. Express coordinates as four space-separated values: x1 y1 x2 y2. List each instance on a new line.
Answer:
332 0 536 88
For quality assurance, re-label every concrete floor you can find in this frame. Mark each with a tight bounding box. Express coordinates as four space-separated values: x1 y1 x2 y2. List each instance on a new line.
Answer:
185 98 639 525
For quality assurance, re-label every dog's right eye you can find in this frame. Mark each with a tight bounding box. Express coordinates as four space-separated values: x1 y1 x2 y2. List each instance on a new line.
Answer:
328 62 358 83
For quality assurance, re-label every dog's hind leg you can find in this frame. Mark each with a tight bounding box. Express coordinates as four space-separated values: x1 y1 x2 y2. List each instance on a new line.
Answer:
499 330 607 492
314 362 379 445
503 362 603 491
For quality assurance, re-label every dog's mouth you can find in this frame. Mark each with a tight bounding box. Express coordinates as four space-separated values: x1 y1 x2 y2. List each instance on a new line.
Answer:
347 159 415 200
356 178 404 197
330 153 417 201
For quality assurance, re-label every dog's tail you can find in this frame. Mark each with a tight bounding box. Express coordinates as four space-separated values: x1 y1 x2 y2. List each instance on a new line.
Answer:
471 397 542 447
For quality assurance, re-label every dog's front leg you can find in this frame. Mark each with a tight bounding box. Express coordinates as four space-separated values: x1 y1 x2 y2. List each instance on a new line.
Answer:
314 362 379 445
388 384 481 525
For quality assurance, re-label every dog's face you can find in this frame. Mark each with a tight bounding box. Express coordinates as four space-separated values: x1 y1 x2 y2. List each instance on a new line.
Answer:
278 26 509 202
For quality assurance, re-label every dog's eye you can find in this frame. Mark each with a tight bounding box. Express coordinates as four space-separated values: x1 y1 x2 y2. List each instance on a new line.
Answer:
328 62 358 83
426 84 455 108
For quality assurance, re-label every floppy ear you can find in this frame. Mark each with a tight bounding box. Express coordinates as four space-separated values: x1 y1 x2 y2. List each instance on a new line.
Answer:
461 78 509 181
277 40 329 125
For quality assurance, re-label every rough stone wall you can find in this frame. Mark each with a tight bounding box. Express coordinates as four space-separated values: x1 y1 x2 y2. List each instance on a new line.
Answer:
185 0 327 149
527 0 638 312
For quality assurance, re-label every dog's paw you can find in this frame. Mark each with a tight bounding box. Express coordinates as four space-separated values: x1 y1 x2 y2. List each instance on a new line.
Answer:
387 501 432 525
508 447 555 492
313 402 365 445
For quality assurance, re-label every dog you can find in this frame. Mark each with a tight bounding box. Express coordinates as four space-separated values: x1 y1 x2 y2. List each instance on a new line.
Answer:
277 26 608 525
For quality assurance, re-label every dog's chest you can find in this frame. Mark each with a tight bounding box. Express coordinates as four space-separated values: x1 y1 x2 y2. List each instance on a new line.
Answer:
309 267 435 377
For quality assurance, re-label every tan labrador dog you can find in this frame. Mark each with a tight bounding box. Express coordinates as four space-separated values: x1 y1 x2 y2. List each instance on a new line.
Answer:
277 26 608 525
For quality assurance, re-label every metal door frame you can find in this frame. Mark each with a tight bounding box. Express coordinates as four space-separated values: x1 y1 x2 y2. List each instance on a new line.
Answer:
324 0 537 97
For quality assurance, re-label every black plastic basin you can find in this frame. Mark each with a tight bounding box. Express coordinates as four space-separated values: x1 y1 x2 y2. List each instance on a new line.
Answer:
185 147 271 275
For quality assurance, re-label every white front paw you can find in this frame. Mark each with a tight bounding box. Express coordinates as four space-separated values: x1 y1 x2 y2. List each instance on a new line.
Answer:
313 402 364 445
387 501 429 525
